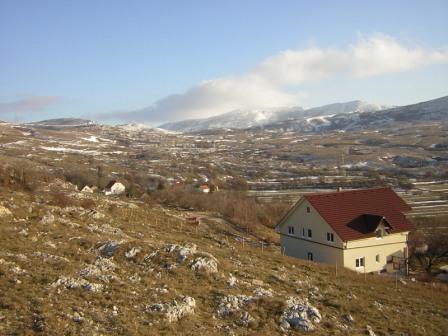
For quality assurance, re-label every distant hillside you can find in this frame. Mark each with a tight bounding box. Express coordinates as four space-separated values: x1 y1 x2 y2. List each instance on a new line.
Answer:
23 118 96 129
159 101 386 132
261 95 448 133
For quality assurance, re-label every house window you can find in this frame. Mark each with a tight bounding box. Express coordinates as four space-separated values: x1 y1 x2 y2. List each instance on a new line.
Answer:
308 229 312 238
307 252 313 261
376 254 380 263
288 226 295 235
327 232 334 242
355 257 365 268
306 207 310 213
302 228 305 237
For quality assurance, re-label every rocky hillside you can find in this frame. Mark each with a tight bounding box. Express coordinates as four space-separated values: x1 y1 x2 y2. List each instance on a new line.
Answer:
0 179 447 335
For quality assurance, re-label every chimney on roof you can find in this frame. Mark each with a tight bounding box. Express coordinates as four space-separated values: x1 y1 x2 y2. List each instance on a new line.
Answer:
337 187 343 192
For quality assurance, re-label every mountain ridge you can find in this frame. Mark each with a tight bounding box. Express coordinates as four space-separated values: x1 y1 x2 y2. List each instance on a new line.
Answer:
158 101 389 132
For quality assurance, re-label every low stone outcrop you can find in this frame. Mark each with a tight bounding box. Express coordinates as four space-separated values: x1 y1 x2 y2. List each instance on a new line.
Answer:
51 276 103 292
125 247 141 259
144 296 196 323
79 257 118 282
97 240 121 258
216 295 252 318
0 205 12 217
165 243 197 263
190 256 218 273
279 297 322 331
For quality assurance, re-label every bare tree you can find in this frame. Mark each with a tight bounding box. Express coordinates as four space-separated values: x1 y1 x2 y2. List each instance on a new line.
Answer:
412 232 448 273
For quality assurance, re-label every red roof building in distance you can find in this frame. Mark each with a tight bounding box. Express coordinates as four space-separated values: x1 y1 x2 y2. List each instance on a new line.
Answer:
303 187 414 241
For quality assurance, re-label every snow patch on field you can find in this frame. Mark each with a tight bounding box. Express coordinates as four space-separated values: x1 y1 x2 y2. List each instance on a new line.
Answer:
81 136 99 142
40 146 99 155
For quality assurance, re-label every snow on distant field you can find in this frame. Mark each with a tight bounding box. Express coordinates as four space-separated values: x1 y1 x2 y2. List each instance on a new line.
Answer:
341 161 368 168
153 127 180 134
1 140 28 147
40 146 99 155
80 136 98 142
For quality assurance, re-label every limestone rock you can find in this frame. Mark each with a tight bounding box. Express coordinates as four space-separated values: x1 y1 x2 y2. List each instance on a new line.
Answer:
366 325 376 336
190 256 218 273
165 243 197 263
216 295 252 318
125 247 141 259
253 287 273 297
227 274 237 288
145 296 196 323
41 212 55 225
97 241 121 258
0 205 12 217
279 297 322 332
51 276 103 292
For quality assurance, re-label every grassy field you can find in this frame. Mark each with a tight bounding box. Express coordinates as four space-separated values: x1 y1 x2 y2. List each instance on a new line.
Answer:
0 182 447 335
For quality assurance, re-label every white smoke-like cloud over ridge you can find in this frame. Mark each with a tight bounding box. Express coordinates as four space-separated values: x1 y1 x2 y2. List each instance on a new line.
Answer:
103 34 448 123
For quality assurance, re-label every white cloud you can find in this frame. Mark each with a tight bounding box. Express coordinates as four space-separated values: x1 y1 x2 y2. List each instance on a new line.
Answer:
350 34 448 77
102 34 448 123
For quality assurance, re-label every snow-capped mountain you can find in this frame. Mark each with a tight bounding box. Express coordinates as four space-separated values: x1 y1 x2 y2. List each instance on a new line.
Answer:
158 101 387 132
261 95 448 132
117 122 180 134
116 122 151 131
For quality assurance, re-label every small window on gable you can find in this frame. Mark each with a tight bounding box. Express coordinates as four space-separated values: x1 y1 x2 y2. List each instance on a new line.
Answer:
376 254 380 263
308 229 312 238
327 232 334 242
288 226 295 235
306 206 310 213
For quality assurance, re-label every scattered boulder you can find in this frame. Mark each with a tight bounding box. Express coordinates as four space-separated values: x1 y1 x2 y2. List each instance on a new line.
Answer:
341 313 354 324
40 212 55 225
190 256 218 274
279 297 322 332
227 274 237 288
79 257 117 282
97 241 121 258
83 209 105 219
0 205 12 217
51 276 103 292
216 295 252 318
144 296 196 323
237 311 255 327
253 287 273 297
125 247 141 259
165 243 197 263
366 325 376 336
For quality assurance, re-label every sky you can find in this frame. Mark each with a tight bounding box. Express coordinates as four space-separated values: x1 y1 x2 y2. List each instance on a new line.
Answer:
1 0 448 125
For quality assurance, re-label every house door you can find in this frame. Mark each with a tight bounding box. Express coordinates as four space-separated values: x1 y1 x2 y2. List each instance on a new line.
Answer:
307 252 313 261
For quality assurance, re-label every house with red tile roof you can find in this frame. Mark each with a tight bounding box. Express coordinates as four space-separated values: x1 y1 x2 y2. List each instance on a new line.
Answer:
275 187 414 273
